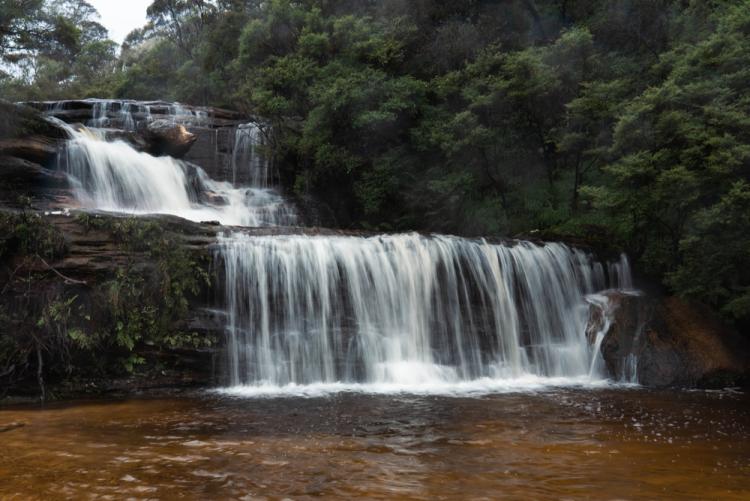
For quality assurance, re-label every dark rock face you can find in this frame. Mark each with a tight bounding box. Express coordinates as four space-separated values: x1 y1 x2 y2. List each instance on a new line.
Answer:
595 292 750 388
0 210 228 398
0 101 74 208
181 126 237 184
0 155 72 208
0 137 58 165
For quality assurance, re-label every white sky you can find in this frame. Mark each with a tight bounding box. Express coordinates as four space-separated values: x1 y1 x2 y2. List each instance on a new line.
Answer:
88 0 153 45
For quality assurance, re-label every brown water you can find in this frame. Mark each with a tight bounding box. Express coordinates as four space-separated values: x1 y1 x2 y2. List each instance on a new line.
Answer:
1 388 748 500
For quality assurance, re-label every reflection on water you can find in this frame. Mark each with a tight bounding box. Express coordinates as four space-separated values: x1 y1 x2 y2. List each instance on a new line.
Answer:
1 389 748 499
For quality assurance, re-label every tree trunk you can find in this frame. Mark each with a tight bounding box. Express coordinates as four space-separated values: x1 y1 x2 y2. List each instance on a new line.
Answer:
36 342 45 402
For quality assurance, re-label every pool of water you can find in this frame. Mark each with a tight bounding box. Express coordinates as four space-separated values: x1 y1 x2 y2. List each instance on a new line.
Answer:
1 388 748 499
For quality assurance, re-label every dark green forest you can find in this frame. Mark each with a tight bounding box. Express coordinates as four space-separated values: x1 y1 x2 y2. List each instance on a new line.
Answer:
2 0 749 329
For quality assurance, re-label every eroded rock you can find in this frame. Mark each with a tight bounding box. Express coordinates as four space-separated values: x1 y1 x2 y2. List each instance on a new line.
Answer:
144 120 197 158
594 291 750 388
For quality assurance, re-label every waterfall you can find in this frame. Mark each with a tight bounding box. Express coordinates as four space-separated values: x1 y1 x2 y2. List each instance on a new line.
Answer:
59 129 297 226
216 232 632 391
608 253 633 290
87 99 145 130
230 122 299 225
42 100 299 227
232 123 272 187
83 99 207 130
42 100 640 394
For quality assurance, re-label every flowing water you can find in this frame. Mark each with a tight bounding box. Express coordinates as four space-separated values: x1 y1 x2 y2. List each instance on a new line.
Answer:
232 123 273 187
216 233 631 389
56 118 298 227
1 389 748 500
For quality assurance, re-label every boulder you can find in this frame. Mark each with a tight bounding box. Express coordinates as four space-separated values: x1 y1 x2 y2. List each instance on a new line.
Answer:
144 119 197 158
595 291 750 388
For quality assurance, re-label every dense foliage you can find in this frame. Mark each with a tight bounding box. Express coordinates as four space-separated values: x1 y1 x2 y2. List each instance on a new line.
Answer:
0 0 118 99
1 0 749 328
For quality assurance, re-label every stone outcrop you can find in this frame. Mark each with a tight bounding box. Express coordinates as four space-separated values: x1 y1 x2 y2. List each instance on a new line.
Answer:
144 120 197 158
0 137 58 165
0 155 72 208
593 291 750 388
0 210 226 397
0 101 73 208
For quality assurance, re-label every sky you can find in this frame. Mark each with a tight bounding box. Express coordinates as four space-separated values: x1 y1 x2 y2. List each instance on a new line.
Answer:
88 0 153 45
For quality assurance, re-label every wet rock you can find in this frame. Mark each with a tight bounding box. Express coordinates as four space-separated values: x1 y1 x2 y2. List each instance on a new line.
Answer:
0 100 68 165
188 308 227 335
144 120 197 158
0 155 72 208
0 101 74 209
203 192 229 206
596 292 750 388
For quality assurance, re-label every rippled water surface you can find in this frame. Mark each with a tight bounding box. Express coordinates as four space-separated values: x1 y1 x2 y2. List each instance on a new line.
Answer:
1 389 748 500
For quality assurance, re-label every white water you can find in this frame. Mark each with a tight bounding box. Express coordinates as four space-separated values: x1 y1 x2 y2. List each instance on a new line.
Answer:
232 123 272 187
45 101 638 396
58 122 298 226
585 293 614 378
230 123 298 224
214 375 614 398
84 99 207 130
216 233 633 391
87 99 152 130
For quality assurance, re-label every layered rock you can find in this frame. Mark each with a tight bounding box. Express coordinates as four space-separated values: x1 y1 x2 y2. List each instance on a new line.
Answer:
592 291 750 388
0 101 73 208
22 99 248 128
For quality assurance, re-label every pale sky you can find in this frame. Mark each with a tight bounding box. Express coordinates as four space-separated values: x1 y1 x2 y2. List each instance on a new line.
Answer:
88 0 153 45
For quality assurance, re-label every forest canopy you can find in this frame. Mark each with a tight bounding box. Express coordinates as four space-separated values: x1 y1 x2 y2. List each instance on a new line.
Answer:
2 0 749 328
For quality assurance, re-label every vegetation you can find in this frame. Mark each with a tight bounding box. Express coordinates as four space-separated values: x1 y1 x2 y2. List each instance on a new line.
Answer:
0 0 118 100
1 1 749 330
0 211 214 398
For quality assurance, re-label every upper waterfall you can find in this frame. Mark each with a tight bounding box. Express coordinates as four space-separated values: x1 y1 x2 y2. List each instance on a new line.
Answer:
59 129 296 226
45 102 299 227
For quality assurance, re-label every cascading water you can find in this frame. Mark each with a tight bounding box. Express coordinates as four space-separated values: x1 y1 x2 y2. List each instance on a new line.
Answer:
43 100 637 395
55 115 298 226
229 122 299 226
232 123 272 187
79 99 212 130
215 233 633 394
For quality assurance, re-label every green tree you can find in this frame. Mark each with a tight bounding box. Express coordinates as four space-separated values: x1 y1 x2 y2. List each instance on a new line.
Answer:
586 3 750 320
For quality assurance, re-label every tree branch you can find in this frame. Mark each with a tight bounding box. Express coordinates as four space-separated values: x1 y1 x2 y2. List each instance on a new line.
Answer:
36 255 87 286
